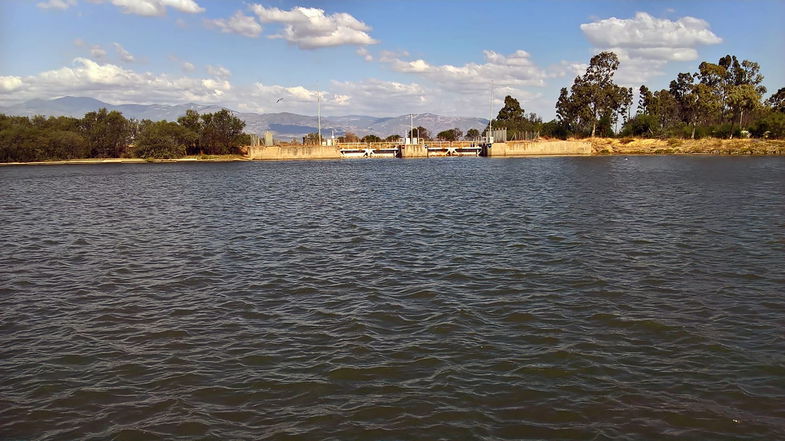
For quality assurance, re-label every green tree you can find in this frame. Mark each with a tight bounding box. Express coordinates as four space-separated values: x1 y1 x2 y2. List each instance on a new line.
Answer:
727 83 763 130
555 52 631 137
620 113 659 137
436 129 453 141
384 134 402 142
497 96 525 121
199 109 246 154
132 121 194 159
670 72 703 138
361 134 382 143
465 128 480 140
338 132 359 143
303 132 320 144
494 96 525 139
540 119 569 139
766 87 785 112
749 110 785 138
693 55 767 135
652 89 679 133
0 115 38 162
80 108 132 157
726 58 766 131
177 109 202 154
407 126 430 140
436 128 460 141
637 85 654 115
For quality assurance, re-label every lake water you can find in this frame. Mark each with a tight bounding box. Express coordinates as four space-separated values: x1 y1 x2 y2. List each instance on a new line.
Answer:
1 156 784 440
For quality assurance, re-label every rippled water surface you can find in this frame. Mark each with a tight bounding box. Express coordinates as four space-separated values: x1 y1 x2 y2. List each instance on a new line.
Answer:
1 157 784 440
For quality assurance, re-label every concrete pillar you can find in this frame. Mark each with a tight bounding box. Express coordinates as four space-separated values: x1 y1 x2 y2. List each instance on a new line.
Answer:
400 144 428 158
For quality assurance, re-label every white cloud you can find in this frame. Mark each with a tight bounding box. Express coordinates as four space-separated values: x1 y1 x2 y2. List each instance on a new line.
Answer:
0 76 23 92
580 12 722 84
242 79 428 115
37 0 77 10
0 58 232 106
92 0 205 17
168 55 195 73
204 11 262 38
547 60 588 79
383 49 548 90
159 0 203 13
206 65 231 78
250 83 316 103
0 58 536 118
581 12 721 49
250 4 377 49
90 45 107 60
329 79 426 112
113 43 135 63
356 47 373 62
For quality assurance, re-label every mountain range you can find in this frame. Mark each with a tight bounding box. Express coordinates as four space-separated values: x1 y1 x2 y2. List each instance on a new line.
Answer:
0 97 489 139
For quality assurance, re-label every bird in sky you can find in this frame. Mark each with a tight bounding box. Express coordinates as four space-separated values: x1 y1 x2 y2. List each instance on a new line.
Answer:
276 98 284 103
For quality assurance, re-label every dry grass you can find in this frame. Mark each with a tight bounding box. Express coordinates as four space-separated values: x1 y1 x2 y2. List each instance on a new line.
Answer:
582 138 785 155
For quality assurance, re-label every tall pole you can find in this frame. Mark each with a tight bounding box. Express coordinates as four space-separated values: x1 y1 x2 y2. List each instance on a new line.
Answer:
317 90 322 146
410 113 413 144
489 81 494 143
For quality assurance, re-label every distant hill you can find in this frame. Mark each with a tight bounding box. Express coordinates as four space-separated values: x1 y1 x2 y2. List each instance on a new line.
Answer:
0 96 488 139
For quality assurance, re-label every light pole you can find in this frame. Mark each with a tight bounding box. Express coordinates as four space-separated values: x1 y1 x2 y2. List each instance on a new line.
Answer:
317 89 322 146
488 81 494 143
409 113 414 145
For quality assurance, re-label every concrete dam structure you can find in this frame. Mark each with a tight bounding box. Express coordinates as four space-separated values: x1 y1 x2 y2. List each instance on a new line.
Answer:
246 140 592 161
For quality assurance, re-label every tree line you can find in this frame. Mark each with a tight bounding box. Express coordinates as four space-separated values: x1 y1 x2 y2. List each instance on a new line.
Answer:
368 51 782 142
0 108 250 162
493 51 783 140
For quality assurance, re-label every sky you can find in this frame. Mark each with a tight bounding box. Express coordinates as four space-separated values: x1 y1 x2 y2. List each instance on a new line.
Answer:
1 0 783 119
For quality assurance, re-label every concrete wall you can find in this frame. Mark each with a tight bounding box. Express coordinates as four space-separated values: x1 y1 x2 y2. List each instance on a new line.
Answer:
248 145 341 161
487 140 591 157
246 140 591 161
400 144 428 158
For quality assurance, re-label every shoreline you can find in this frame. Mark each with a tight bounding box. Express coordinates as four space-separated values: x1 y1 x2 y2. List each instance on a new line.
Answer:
2 151 784 167
0 156 250 167
2 138 784 166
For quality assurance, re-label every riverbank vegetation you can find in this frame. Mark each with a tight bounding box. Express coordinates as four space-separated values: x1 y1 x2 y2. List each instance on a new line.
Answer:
0 108 250 162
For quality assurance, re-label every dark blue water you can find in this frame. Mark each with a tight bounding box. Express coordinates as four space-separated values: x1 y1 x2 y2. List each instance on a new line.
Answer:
1 157 784 440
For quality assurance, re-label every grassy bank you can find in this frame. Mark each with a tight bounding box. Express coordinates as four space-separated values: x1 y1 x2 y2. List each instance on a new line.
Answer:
587 137 785 155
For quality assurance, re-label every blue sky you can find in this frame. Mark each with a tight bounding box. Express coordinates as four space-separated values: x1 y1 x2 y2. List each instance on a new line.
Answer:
1 0 783 119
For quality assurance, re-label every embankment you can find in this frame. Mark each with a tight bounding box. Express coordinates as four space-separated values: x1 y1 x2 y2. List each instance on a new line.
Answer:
486 140 592 157
247 145 341 160
588 138 785 155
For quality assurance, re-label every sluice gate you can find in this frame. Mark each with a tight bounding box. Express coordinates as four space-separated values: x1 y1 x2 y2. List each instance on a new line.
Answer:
426 146 482 157
338 142 485 159
339 147 400 158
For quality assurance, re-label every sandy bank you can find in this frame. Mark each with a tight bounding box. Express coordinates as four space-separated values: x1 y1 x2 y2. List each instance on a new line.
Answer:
586 138 785 155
